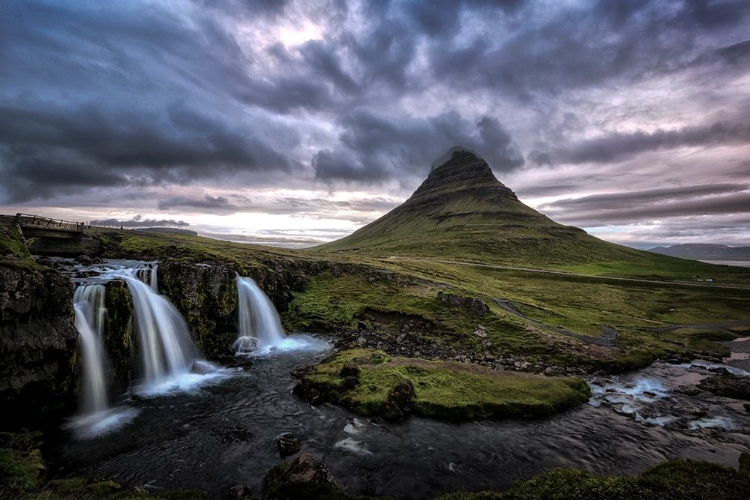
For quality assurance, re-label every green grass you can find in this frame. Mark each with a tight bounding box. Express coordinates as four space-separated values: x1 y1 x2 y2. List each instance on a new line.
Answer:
85 228 750 373
437 459 750 500
296 349 591 420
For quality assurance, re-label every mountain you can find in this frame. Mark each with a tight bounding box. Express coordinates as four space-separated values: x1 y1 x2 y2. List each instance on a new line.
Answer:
314 147 656 266
649 244 750 261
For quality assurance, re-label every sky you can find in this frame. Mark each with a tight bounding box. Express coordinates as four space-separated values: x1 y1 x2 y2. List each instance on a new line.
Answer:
1 0 749 249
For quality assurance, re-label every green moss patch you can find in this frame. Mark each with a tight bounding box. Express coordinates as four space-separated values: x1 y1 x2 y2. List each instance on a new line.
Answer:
294 349 591 421
438 459 750 500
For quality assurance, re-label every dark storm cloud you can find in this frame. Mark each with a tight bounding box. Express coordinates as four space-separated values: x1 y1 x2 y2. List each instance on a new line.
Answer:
158 195 238 211
425 0 750 99
1 0 749 247
546 123 750 166
541 184 750 211
549 192 750 226
89 216 190 228
313 110 524 182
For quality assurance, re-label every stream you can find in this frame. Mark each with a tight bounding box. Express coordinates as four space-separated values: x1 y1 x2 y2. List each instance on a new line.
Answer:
57 342 750 499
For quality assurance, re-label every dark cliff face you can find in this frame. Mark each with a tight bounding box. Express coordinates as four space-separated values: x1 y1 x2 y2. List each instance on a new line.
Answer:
0 261 77 428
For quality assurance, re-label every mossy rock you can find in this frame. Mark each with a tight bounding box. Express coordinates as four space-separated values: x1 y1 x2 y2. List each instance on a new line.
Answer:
294 349 591 421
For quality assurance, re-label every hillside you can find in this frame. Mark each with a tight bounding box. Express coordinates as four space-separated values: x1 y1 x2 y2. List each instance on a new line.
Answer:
650 244 750 261
314 148 722 276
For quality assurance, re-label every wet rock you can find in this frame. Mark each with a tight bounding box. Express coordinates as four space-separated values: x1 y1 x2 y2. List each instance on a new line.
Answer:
741 453 750 476
698 374 750 400
675 385 701 396
277 433 301 457
0 261 78 427
225 484 256 500
263 453 339 500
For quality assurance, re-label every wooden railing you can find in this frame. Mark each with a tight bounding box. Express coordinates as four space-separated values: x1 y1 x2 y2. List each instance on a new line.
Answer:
15 213 85 232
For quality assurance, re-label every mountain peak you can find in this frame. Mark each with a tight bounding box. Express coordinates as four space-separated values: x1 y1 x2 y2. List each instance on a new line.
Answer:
408 146 517 205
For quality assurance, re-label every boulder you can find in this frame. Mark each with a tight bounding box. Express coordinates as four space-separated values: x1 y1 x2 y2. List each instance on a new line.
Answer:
277 433 301 457
263 454 339 500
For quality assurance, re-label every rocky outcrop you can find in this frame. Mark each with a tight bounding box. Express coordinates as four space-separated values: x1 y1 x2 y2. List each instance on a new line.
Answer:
157 261 239 359
103 280 134 393
0 260 77 428
263 454 341 500
436 291 489 315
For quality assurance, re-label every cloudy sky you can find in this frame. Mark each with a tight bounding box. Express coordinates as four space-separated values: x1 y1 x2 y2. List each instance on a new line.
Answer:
1 0 749 248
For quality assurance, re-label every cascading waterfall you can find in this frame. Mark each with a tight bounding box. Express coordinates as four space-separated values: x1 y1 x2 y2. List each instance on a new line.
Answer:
119 269 198 385
136 263 158 291
234 276 285 353
72 285 109 415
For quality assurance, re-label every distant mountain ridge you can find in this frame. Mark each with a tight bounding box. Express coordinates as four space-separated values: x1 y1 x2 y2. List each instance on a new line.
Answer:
649 244 750 261
314 147 669 267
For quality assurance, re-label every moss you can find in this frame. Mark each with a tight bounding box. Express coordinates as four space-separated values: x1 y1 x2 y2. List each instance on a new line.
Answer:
0 224 30 258
0 432 45 492
437 459 750 500
295 349 591 421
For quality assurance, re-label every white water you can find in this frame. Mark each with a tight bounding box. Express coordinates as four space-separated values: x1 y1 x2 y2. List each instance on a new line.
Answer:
72 285 109 415
119 270 200 389
234 276 286 354
136 263 158 291
67 285 139 439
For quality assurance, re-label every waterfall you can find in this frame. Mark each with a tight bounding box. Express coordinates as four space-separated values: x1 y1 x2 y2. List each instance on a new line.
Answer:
120 270 198 384
234 276 285 353
136 264 158 291
72 285 109 415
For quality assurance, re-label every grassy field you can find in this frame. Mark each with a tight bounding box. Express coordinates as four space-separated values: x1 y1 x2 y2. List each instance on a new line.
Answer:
82 228 750 373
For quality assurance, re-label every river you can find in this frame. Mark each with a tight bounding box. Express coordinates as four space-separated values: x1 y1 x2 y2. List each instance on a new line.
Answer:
56 336 750 499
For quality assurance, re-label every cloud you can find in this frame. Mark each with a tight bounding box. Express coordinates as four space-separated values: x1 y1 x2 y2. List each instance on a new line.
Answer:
546 122 750 165
313 110 524 182
89 216 190 228
547 192 750 226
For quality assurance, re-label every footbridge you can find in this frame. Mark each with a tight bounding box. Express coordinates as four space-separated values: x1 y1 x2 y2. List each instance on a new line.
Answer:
9 213 99 256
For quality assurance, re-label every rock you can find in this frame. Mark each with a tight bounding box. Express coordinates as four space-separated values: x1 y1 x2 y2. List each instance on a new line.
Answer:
341 376 360 390
382 378 416 421
436 291 489 315
225 484 256 500
339 362 360 378
0 261 78 428
473 328 487 338
277 433 302 457
675 385 701 396
741 453 750 476
263 453 340 500
698 374 750 400
744 403 750 413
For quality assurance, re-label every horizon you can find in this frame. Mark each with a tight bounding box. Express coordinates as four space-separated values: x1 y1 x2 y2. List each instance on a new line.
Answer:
2 1 749 248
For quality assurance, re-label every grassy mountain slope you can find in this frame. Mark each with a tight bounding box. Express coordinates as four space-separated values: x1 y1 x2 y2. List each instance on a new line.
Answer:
313 148 727 276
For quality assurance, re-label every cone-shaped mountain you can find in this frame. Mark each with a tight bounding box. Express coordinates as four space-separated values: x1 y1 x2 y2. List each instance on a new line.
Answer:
315 147 652 266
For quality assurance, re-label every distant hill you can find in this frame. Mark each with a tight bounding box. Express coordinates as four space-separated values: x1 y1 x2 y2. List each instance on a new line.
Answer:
137 227 199 236
314 147 676 268
649 244 750 261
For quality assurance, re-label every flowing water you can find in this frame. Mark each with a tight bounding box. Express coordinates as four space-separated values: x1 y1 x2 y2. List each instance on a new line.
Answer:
64 260 225 438
72 285 108 415
57 259 750 497
234 276 286 354
58 347 750 499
